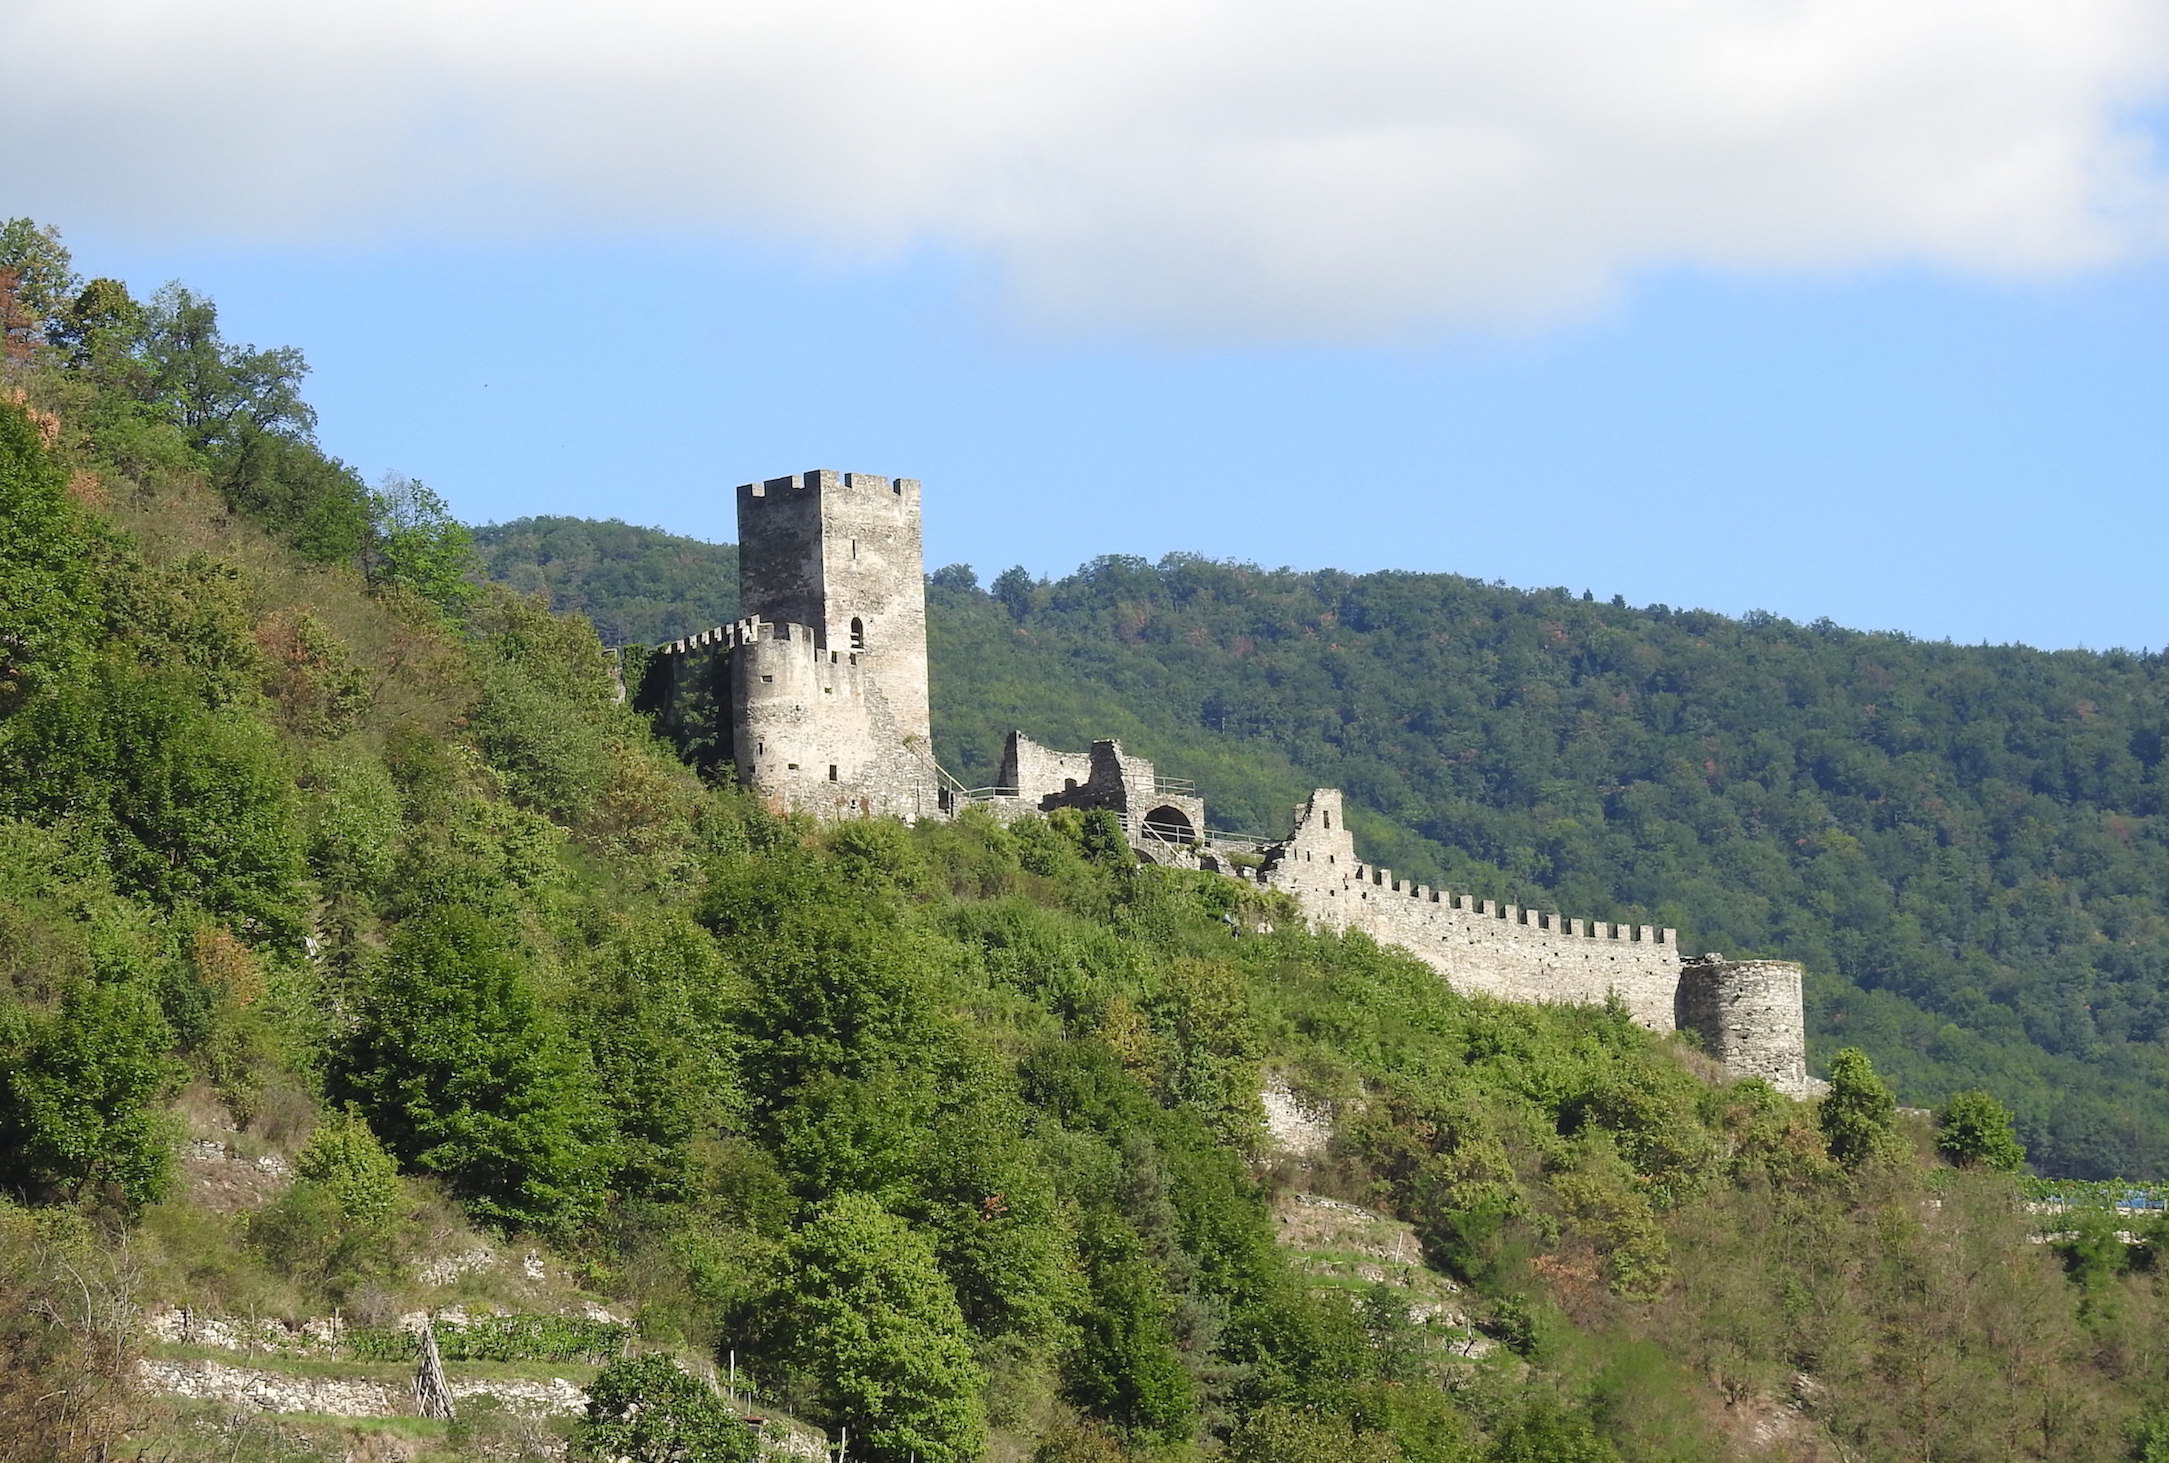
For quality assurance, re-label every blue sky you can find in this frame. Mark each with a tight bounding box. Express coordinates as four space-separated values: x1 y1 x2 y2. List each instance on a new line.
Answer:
12 0 2169 651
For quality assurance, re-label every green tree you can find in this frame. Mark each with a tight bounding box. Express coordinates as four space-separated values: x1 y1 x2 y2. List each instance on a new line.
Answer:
991 565 1035 619
0 218 78 355
368 474 479 614
571 1354 754 1463
1933 1089 2027 1173
0 396 104 709
5 661 310 944
53 277 146 389
774 1194 987 1463
138 284 316 446
335 907 613 1232
0 980 177 1210
1067 1220 1194 1442
1483 1397 1616 1462
1819 1047 1901 1172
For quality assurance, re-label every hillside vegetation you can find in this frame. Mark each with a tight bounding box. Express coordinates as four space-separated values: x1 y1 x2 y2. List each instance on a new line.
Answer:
12 219 2169 1463
473 517 741 648
473 522 2169 1182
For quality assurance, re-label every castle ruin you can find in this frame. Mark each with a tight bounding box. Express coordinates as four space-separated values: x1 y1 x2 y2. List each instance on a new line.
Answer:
638 469 1820 1098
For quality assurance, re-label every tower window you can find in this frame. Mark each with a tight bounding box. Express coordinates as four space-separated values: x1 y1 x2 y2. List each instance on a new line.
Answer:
828 764 839 781
850 538 857 560
850 617 866 649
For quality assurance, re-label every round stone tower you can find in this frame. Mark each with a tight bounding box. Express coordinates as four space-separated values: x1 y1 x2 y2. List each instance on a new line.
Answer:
1675 954 1818 1097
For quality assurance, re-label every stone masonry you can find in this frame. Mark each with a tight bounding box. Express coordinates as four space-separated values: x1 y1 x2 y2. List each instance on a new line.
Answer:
637 471 1819 1096
1253 789 1684 1031
636 470 945 821
995 732 1208 844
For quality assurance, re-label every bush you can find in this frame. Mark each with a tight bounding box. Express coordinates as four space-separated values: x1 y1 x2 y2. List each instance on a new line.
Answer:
1819 1047 1901 1171
571 1354 752 1463
1934 1089 2027 1173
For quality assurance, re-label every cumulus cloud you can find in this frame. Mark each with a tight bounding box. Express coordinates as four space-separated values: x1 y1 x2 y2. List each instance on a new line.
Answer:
4 0 2167 339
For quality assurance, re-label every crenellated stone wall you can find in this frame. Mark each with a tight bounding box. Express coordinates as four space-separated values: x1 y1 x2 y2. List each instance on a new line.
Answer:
1253 790 1686 1035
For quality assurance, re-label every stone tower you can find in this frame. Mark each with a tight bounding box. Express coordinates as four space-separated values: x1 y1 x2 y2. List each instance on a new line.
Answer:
1675 955 1820 1096
726 470 940 820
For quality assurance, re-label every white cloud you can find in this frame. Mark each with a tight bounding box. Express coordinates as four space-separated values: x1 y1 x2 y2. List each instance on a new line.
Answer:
5 0 2166 340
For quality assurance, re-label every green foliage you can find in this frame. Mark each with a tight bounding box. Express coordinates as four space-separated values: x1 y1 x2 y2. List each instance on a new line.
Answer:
1227 1404 1400 1463
579 915 745 1202
1067 1217 1195 1441
470 516 741 646
4 660 309 942
293 1106 403 1230
1481 1397 1617 1463
1935 1089 2028 1172
335 906 613 1232
773 1194 988 1463
301 746 402 903
0 978 177 1210
0 397 105 708
369 474 479 614
571 1353 754 1463
0 217 80 350
1819 1047 1901 1171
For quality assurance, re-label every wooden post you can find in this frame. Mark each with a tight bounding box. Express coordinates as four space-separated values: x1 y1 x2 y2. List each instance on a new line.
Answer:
413 1320 456 1421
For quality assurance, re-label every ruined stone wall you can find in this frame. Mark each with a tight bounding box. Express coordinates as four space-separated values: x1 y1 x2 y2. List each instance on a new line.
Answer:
1001 732 1095 802
1675 955 1820 1096
1259 790 1681 1031
1018 737 1209 846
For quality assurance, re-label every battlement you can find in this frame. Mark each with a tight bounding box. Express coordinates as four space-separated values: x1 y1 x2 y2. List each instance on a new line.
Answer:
738 470 922 507
1348 868 1677 945
655 618 883 665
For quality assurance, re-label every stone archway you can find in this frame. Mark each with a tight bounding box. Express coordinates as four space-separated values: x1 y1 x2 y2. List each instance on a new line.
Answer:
1140 804 1196 843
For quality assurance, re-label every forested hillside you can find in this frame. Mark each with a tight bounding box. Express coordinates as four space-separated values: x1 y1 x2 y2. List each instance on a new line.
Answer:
473 517 739 647
474 529 2169 1181
14 218 2169 1463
